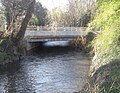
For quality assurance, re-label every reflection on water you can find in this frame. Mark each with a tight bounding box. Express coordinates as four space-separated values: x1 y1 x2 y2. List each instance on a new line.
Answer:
44 41 69 47
0 43 90 93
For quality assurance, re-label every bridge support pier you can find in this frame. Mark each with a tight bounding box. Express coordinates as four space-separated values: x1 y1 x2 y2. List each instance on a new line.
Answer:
26 42 44 51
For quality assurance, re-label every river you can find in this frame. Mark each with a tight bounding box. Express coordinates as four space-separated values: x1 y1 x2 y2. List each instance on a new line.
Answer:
0 41 91 93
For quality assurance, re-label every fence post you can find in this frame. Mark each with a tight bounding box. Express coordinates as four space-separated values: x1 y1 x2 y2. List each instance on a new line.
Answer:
37 26 39 31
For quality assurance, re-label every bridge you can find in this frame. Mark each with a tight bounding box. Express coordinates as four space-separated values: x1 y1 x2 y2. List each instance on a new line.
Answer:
25 26 86 42
24 26 86 50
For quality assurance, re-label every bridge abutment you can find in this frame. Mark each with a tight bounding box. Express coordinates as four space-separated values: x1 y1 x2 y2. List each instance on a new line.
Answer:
25 41 44 51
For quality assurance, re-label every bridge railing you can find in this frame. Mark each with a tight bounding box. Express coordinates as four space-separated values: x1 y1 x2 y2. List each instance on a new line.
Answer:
26 26 86 32
25 26 86 38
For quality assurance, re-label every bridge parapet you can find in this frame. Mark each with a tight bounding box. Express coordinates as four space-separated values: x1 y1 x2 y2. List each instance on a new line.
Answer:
27 26 86 32
25 26 86 42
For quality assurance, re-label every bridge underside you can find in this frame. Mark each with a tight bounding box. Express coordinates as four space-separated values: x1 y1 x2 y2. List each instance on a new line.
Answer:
26 37 81 50
25 36 81 51
26 42 44 51
26 36 81 42
25 27 85 50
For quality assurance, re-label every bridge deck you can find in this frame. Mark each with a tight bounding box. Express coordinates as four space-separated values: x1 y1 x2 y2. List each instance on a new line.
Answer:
25 27 86 42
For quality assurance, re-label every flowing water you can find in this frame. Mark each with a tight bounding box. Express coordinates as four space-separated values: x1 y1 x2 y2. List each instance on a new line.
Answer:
0 42 91 93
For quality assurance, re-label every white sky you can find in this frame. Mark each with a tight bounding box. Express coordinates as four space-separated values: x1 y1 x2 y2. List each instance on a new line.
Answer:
36 0 68 11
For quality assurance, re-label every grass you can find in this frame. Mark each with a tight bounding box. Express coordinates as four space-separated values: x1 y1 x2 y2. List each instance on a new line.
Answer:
86 0 120 93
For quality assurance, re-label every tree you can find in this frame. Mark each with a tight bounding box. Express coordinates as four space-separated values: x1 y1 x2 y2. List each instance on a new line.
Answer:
1 0 25 31
29 14 39 26
17 0 35 41
34 2 48 26
0 6 6 31
66 0 96 27
47 0 96 27
47 8 65 27
0 0 36 64
1 0 35 39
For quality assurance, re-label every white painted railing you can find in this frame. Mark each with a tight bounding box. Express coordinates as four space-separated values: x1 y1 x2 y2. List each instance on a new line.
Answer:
26 26 86 32
25 26 86 42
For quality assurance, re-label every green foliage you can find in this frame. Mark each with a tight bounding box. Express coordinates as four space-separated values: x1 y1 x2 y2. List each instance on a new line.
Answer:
90 0 120 66
29 14 39 26
100 61 120 93
89 61 120 93
34 2 48 26
87 0 120 92
0 36 23 64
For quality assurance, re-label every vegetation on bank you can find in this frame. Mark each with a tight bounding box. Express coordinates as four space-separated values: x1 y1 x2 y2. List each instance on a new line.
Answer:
0 36 22 64
0 0 35 64
86 0 120 92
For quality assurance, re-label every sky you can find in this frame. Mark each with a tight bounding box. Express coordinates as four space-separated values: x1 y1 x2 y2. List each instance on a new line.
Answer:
36 0 68 11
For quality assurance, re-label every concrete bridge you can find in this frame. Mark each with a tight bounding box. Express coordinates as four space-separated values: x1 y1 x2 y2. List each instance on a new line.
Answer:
24 26 86 50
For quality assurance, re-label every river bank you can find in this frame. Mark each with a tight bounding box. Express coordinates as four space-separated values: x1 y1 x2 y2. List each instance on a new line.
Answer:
0 36 25 65
78 0 120 92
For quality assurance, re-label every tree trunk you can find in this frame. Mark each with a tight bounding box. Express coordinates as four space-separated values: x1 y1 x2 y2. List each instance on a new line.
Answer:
17 0 35 41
